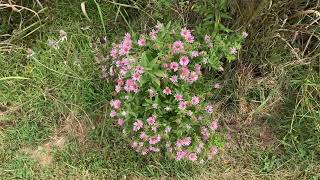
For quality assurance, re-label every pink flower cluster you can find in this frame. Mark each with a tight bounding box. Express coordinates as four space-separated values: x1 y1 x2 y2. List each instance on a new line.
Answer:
109 26 224 162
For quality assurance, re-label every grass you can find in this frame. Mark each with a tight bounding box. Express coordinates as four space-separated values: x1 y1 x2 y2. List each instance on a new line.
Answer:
1 0 320 179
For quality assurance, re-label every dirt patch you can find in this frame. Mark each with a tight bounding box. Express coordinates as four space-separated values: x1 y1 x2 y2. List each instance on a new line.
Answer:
21 112 89 167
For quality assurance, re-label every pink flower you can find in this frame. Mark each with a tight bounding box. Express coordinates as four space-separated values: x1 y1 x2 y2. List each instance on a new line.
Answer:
180 67 190 80
149 146 160 152
117 118 124 126
175 94 183 101
196 142 204 153
213 83 221 89
201 127 210 141
124 79 139 93
110 110 117 117
180 137 192 146
195 64 201 74
191 51 199 58
132 72 141 81
133 120 143 131
135 65 144 74
188 153 198 161
191 96 200 105
169 75 178 83
204 35 211 43
149 29 157 40
180 27 194 43
170 62 179 72
212 146 218 155
151 126 157 132
210 121 218 131
119 33 132 55
117 78 124 86
185 35 194 43
163 63 169 69
206 105 213 114
140 132 148 141
178 101 188 110
163 87 172 95
110 99 121 109
138 38 146 46
110 47 118 59
131 141 138 148
180 27 191 37
230 47 237 55
189 71 199 82
179 56 189 66
149 135 161 145
176 150 187 161
172 41 184 54
147 116 156 125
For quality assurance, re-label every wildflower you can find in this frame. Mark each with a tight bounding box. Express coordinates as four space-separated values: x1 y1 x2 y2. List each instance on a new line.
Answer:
163 63 169 69
149 29 157 40
149 135 161 145
169 75 178 83
141 148 149 155
133 120 143 131
132 72 141 81
119 34 132 55
170 62 179 72
151 126 157 132
147 116 156 125
242 31 248 38
115 85 121 93
117 118 124 127
230 47 237 55
175 94 183 101
131 141 138 148
135 65 144 74
188 153 198 161
212 146 218 155
163 87 172 95
172 41 184 54
189 71 199 82
204 35 211 43
140 132 148 141
180 27 194 43
196 142 204 153
138 38 146 46
110 110 117 117
152 103 159 109
187 111 193 116
191 96 200 105
121 111 127 116
164 106 172 111
176 150 187 161
210 121 218 131
124 79 139 93
147 89 157 97
110 47 118 59
205 105 214 114
179 56 189 67
201 127 210 141
195 64 201 74
110 99 122 109
178 101 188 110
165 126 172 133
180 67 190 80
213 83 221 89
191 51 199 58
149 146 160 152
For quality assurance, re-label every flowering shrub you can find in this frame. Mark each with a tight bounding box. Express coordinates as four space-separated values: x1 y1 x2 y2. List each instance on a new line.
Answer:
108 22 246 162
